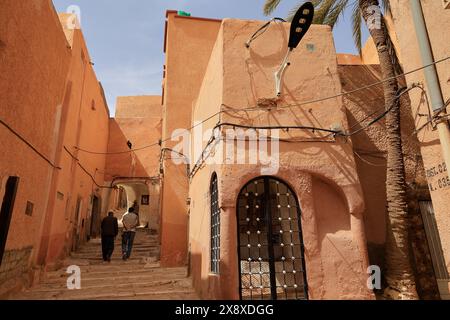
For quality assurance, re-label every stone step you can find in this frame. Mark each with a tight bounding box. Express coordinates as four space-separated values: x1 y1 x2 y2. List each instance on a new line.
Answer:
68 256 160 263
75 245 160 253
14 287 198 300
10 228 199 300
43 268 188 284
86 236 159 242
32 276 192 292
76 248 159 255
62 257 156 267
78 244 160 253
87 235 158 241
70 250 160 260
81 240 159 247
78 244 159 251
99 291 199 300
46 267 187 281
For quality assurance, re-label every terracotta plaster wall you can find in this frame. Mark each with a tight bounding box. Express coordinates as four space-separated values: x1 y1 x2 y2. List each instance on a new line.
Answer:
41 18 110 266
160 13 221 267
188 164 222 299
0 0 71 288
63 52 109 253
190 163 373 300
188 20 374 299
115 95 162 119
105 96 162 180
389 0 450 276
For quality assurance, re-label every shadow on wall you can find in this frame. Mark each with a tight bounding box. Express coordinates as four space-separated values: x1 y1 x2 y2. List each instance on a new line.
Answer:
313 177 351 238
105 120 150 180
346 111 387 267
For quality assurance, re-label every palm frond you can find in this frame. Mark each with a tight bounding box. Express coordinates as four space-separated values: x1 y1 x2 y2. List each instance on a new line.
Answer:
287 3 303 22
324 0 350 28
311 0 335 24
263 0 282 16
351 2 363 55
286 0 332 22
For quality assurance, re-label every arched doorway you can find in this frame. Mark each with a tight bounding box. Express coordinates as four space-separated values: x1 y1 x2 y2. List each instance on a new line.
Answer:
107 179 161 234
237 177 308 300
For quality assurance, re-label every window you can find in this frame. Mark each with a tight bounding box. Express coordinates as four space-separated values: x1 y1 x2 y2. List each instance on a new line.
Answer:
210 173 220 274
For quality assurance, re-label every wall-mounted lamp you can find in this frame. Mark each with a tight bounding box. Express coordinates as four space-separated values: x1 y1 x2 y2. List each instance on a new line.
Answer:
274 2 315 97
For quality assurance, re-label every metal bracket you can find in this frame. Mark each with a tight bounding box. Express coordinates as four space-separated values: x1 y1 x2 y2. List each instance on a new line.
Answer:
274 49 292 97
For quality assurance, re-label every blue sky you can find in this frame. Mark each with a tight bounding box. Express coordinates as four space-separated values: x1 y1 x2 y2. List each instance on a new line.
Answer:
52 0 368 116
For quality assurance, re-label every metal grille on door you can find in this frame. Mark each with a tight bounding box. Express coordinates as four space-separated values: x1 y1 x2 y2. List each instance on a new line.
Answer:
237 177 308 300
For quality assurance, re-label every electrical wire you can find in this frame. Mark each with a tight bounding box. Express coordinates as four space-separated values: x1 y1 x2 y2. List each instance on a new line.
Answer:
159 147 191 178
340 85 419 137
160 147 189 160
188 85 424 179
245 17 286 48
75 140 161 155
354 151 386 167
63 146 112 189
0 118 61 169
218 122 339 135
413 96 450 136
73 55 450 156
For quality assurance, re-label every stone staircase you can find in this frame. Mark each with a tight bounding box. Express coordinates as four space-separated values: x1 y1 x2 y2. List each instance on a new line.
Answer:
11 229 198 300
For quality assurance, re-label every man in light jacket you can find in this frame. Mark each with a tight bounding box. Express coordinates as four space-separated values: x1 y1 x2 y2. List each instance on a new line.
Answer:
121 207 139 260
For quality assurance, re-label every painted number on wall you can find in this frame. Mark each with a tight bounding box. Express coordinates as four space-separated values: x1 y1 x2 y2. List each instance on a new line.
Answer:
426 162 450 191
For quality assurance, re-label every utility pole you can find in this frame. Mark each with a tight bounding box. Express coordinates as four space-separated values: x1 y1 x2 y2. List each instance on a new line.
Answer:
410 0 450 174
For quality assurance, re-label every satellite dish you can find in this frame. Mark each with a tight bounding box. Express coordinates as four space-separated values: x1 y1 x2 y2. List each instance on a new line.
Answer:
275 2 315 97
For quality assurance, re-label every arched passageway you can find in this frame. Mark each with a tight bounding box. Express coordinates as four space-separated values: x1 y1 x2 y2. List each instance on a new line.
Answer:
237 176 308 300
107 180 160 234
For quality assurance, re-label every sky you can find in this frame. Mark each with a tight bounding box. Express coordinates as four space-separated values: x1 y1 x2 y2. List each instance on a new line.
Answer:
52 0 369 116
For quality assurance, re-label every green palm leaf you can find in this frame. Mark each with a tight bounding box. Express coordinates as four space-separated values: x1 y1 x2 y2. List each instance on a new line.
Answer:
263 0 282 16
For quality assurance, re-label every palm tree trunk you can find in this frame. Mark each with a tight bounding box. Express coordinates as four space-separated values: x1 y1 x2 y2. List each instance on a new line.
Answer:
359 0 418 299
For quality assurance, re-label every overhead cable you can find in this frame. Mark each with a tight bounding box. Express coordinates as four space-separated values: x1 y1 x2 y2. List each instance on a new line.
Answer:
74 55 450 156
0 118 60 169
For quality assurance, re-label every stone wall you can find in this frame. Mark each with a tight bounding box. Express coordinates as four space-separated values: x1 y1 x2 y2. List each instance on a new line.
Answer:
0 246 33 297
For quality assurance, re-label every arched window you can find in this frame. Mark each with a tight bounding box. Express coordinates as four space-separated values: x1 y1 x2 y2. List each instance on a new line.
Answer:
210 173 220 274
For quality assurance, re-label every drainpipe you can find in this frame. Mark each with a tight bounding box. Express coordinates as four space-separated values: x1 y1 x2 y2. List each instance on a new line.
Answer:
410 0 450 174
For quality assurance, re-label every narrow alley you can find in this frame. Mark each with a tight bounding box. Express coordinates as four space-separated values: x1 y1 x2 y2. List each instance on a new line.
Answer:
1 0 450 303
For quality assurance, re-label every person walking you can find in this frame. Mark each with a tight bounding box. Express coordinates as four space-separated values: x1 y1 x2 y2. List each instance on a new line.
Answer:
101 211 119 263
121 207 139 260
